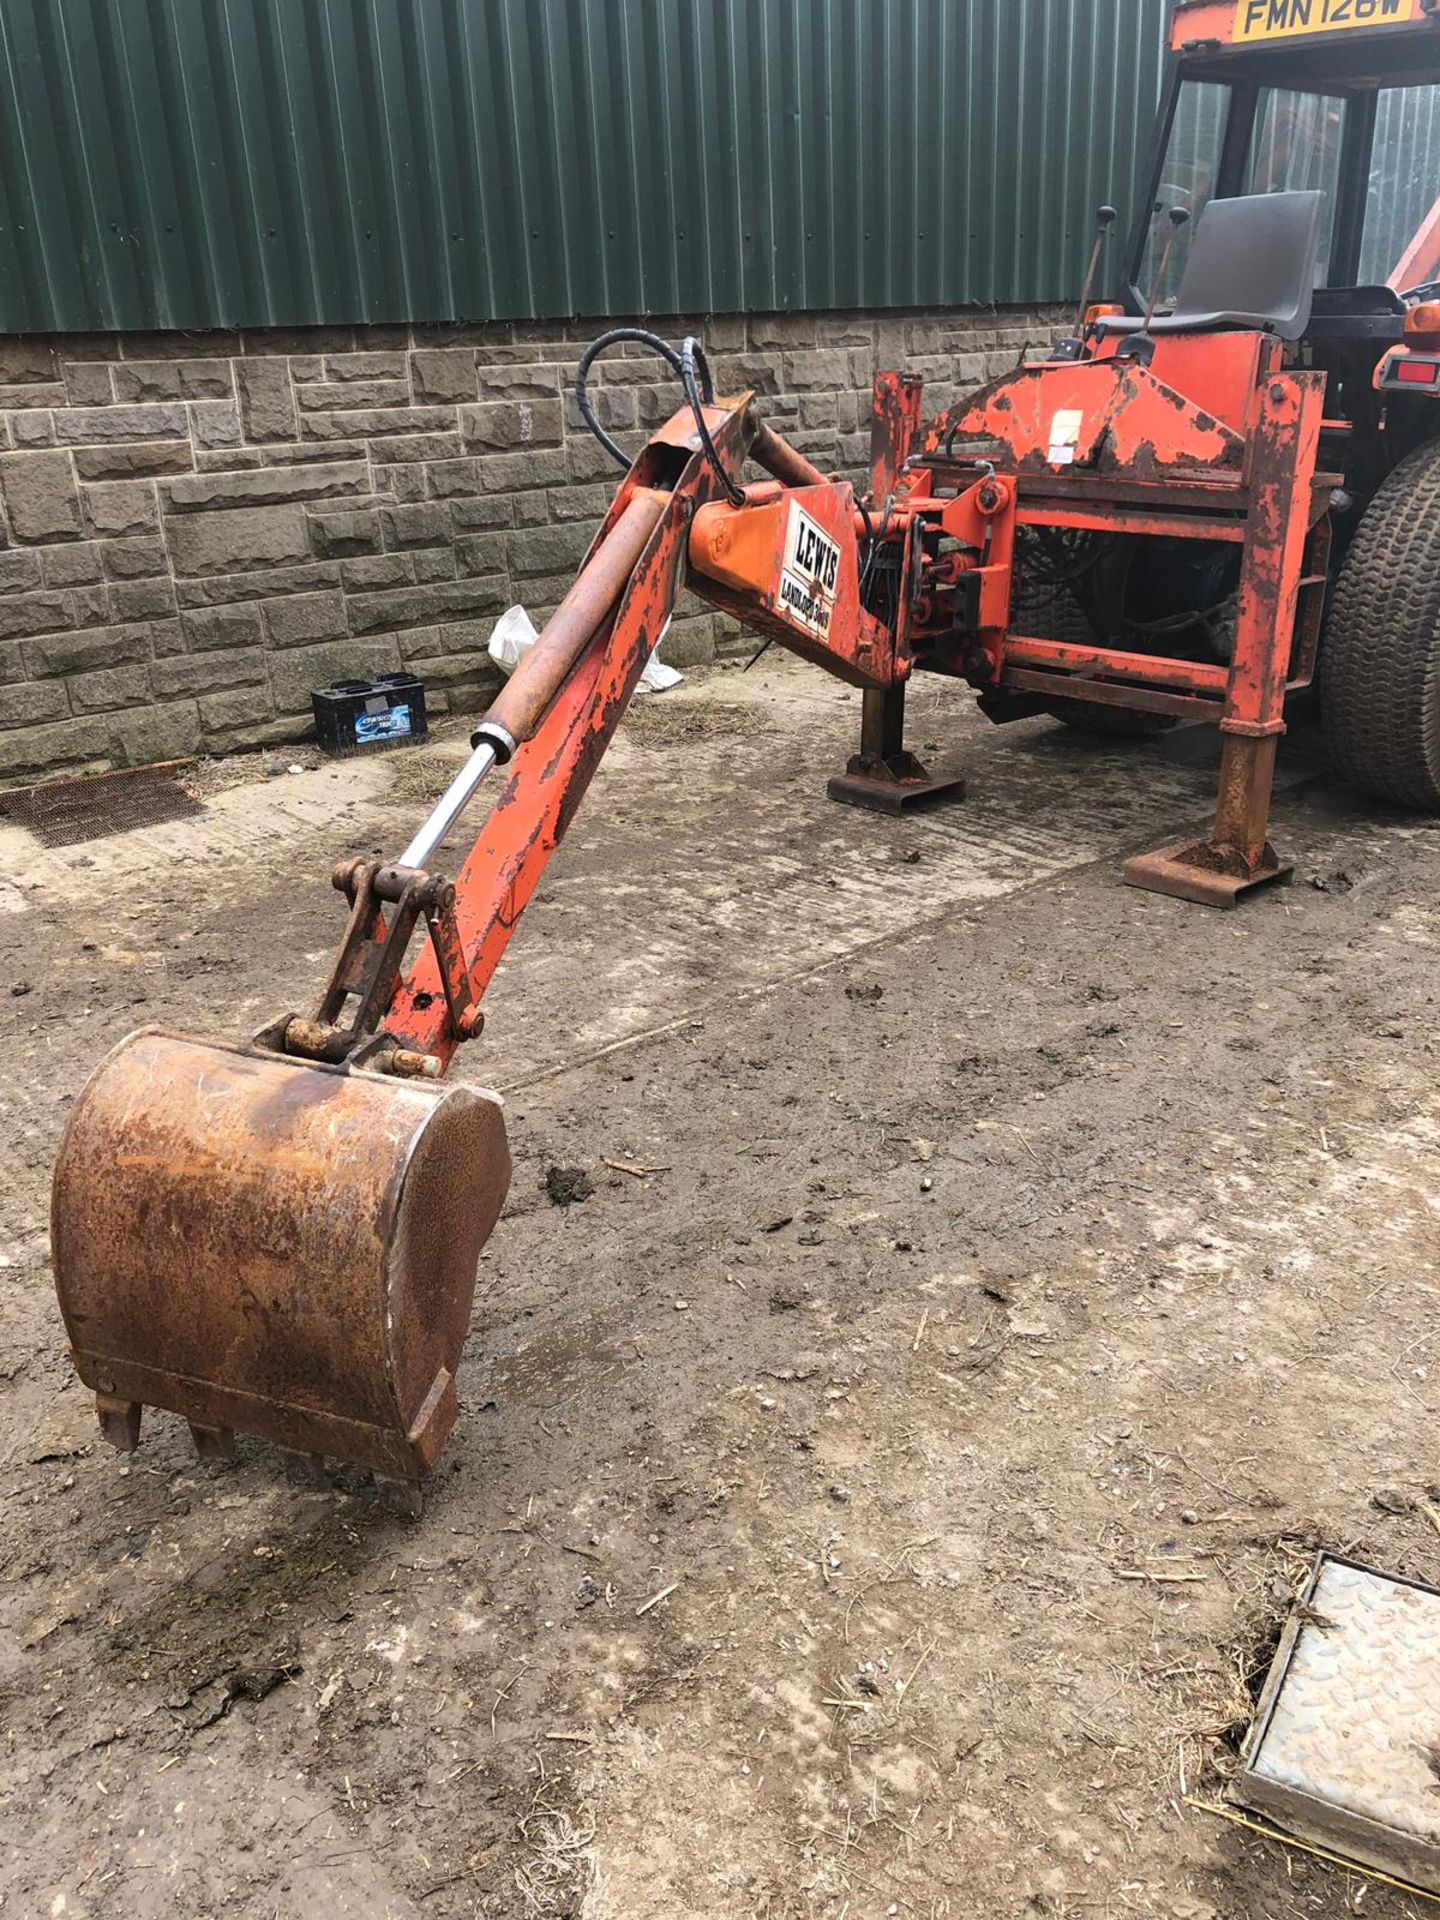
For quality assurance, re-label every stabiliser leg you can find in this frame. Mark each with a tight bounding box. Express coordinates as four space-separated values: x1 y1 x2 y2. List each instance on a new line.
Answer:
827 373 969 816
1125 366 1323 908
827 684 968 816
822 371 973 817
1124 733 1291 906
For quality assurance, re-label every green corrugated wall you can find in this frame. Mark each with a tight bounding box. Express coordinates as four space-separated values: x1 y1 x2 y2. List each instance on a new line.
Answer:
0 0 1174 334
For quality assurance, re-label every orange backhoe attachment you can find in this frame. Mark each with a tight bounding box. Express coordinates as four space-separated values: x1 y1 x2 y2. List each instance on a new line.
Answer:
52 342 1003 1500
53 1 1440 1499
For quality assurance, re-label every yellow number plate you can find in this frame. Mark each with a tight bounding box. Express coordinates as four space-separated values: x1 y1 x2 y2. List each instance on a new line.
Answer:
1234 0 1415 39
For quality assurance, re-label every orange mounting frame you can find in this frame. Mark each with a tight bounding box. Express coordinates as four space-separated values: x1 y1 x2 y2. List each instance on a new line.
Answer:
896 327 1332 903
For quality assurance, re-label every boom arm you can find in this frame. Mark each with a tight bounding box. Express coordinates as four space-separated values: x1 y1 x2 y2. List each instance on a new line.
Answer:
271 399 751 1079
275 378 1017 1083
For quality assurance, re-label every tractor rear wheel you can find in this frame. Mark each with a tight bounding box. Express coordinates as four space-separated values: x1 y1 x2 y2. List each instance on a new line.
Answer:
1322 436 1440 810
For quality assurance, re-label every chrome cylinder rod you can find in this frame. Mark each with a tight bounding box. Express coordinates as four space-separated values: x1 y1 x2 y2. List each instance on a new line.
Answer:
398 738 498 872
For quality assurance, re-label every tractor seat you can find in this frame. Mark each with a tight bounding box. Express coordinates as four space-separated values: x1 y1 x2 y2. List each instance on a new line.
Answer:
1096 190 1326 343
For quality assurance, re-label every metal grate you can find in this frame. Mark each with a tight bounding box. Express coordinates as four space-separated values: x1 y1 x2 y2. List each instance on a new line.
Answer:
1236 1553 1440 1896
0 762 205 849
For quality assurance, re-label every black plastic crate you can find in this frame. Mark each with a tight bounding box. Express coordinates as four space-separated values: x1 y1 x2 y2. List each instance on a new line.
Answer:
312 673 429 754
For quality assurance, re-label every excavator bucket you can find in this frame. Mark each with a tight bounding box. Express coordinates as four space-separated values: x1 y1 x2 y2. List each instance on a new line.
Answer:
50 1027 510 1490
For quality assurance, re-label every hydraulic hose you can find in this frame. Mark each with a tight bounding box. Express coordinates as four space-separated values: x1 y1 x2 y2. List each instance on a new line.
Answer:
573 326 744 505
680 335 745 505
575 328 686 469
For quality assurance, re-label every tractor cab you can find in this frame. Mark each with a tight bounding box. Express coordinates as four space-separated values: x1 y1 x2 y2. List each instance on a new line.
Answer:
1131 0 1440 493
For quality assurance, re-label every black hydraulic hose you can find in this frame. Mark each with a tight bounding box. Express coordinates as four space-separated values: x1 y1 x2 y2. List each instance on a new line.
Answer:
859 494 894 604
574 327 686 470
681 335 745 505
856 494 876 573
574 327 744 504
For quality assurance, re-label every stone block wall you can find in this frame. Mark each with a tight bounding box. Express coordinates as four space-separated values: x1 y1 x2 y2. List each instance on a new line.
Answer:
0 303 1063 781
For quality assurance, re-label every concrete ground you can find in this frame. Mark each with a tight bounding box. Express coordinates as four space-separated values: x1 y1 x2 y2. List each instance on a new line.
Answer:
2 658 1438 1919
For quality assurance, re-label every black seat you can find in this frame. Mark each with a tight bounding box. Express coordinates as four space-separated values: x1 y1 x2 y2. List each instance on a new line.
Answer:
1099 190 1326 342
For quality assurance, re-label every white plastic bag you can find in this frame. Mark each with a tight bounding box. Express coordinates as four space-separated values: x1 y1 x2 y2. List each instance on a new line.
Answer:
636 616 683 694
486 603 683 694
487 604 538 676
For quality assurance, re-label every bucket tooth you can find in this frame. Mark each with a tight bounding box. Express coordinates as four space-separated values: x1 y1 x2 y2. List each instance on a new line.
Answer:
281 1449 329 1490
189 1422 236 1463
52 1026 511 1483
376 1474 424 1518
95 1393 141 1452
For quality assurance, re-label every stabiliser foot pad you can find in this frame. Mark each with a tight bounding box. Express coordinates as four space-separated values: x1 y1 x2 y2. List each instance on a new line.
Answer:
1124 838 1293 908
52 1027 510 1482
827 768 967 816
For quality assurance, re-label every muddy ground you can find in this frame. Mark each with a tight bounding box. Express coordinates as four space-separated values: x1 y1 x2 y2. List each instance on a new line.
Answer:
2 658 1438 1920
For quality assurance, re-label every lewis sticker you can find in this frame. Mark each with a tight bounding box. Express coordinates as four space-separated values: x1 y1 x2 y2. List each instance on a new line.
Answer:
778 501 841 639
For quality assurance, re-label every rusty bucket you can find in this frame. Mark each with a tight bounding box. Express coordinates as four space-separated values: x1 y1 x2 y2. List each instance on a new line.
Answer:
50 1027 511 1487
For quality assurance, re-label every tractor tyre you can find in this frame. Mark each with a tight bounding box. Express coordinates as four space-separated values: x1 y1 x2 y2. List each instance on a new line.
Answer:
1321 436 1440 810
1012 575 1170 739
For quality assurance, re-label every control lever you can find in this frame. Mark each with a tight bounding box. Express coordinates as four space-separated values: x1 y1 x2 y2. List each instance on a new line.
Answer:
1073 204 1118 337
1141 206 1191 335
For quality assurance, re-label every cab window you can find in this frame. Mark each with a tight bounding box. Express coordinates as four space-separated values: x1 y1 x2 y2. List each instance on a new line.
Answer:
1141 79 1348 306
1360 82 1440 287
1246 87 1344 279
1141 80 1230 302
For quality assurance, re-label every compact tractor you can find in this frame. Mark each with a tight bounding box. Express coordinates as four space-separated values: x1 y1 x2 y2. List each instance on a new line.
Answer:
50 0 1440 1497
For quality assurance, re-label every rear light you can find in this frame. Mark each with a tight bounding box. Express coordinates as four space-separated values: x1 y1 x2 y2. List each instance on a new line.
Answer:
1405 303 1440 341
1375 348 1440 391
1084 303 1124 327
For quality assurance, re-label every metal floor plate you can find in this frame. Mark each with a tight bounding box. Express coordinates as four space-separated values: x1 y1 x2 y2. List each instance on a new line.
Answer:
1236 1553 1440 1893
